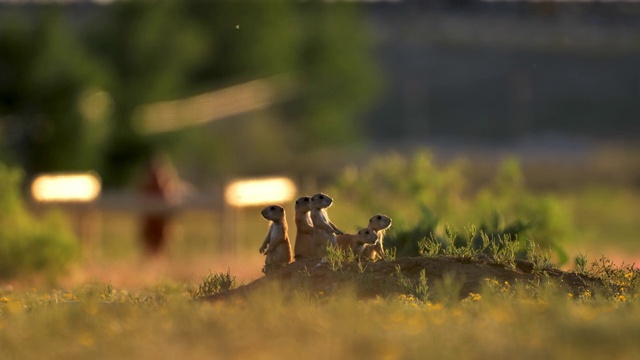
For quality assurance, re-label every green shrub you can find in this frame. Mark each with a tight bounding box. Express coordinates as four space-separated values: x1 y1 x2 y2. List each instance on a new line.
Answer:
191 269 237 299
385 205 441 257
0 164 79 279
329 150 572 264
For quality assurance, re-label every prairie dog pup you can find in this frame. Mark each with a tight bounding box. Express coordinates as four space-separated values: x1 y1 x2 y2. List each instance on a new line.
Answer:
336 214 392 258
310 193 343 256
352 228 379 259
358 243 381 261
258 205 293 274
293 196 315 259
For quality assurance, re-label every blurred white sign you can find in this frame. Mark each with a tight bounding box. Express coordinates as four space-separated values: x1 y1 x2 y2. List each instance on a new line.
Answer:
224 177 296 207
31 173 101 203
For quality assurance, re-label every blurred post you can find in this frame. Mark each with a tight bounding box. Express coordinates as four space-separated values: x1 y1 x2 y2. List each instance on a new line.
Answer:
139 153 185 256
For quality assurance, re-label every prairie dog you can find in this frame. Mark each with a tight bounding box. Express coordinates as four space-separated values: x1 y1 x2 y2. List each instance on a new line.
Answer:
336 214 392 258
310 193 343 256
293 196 315 259
354 228 382 260
258 205 293 274
368 214 392 256
346 228 377 258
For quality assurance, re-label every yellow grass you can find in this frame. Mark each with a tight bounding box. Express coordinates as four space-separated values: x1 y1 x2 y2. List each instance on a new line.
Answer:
1 280 640 360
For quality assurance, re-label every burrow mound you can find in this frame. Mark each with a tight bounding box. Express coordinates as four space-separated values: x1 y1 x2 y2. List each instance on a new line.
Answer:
203 256 603 302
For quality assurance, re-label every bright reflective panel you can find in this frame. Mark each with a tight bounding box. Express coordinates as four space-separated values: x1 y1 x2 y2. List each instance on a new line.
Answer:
224 177 296 207
31 173 102 202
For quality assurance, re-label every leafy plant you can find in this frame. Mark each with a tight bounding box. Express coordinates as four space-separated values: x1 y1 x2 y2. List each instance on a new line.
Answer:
324 244 356 271
384 205 440 257
395 265 429 302
418 234 442 258
526 242 552 272
0 164 79 279
380 246 396 262
574 253 589 275
585 256 640 300
191 269 237 299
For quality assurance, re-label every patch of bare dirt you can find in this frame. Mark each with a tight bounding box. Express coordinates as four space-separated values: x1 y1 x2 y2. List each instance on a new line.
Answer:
203 256 603 302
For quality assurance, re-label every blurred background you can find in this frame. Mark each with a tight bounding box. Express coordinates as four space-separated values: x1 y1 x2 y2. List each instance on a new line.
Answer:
0 0 638 287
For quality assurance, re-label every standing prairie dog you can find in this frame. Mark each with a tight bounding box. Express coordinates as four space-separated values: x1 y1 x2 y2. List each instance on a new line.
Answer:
337 214 392 259
368 214 392 256
293 196 315 259
258 205 293 274
310 193 343 256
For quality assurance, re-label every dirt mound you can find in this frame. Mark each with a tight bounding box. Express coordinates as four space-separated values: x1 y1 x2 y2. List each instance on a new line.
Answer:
203 256 602 302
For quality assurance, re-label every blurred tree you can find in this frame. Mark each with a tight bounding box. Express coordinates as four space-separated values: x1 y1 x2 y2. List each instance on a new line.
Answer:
1 0 380 186
173 1 380 177
290 2 380 148
0 9 108 174
85 0 208 186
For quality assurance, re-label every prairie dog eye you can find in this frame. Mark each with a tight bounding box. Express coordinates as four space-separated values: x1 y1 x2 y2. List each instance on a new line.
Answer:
270 206 276 211
304 198 309 202
319 195 324 199
377 215 382 220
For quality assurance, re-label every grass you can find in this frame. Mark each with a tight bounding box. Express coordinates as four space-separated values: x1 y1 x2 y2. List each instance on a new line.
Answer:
190 269 237 299
1 150 638 359
1 265 640 360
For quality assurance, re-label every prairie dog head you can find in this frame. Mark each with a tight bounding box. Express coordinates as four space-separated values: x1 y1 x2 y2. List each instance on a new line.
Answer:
310 193 333 209
261 205 285 222
356 228 378 244
294 196 312 213
368 214 392 231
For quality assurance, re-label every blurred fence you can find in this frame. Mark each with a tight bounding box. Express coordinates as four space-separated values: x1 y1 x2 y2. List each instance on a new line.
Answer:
28 178 304 260
28 189 232 259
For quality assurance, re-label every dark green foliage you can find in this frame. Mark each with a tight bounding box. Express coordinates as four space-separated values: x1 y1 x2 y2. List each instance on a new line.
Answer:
330 151 572 264
1 1 379 185
384 204 555 266
385 206 441 257
0 10 108 174
458 214 534 258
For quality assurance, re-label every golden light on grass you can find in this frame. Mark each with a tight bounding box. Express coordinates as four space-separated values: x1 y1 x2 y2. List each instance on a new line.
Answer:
31 173 101 203
224 177 296 207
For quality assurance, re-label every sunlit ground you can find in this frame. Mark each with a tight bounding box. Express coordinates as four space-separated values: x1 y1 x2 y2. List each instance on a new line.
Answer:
4 147 639 291
5 185 636 291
